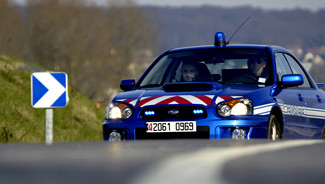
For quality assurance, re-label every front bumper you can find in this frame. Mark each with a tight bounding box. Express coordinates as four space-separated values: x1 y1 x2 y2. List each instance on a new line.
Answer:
102 116 269 141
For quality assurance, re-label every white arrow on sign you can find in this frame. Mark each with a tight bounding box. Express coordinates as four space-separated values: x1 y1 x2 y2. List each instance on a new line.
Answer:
33 73 66 108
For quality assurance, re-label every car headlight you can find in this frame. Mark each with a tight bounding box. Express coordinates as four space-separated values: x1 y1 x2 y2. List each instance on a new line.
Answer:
105 102 133 120
217 98 252 117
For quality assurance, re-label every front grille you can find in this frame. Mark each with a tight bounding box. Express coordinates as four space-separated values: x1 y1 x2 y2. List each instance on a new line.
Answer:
140 106 207 121
135 126 210 139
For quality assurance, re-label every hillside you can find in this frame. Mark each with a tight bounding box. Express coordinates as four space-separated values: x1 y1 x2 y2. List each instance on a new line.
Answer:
0 55 104 143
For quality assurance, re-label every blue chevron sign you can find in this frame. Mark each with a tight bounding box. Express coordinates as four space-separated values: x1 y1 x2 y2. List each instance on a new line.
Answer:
31 72 68 108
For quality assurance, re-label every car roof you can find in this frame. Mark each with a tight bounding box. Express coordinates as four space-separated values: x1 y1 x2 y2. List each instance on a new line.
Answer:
168 44 290 54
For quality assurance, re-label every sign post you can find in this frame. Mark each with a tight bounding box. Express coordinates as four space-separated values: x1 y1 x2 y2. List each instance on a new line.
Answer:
45 109 53 144
31 72 68 144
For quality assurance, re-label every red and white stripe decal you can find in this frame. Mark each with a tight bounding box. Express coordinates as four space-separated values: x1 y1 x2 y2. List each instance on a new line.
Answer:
215 96 242 105
138 95 214 107
117 95 242 107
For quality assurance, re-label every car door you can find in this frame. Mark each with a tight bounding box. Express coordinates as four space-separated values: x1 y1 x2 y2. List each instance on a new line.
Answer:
283 53 324 138
275 52 308 138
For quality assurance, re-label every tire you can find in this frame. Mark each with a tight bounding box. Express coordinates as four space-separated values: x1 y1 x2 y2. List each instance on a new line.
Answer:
267 114 281 140
322 128 325 140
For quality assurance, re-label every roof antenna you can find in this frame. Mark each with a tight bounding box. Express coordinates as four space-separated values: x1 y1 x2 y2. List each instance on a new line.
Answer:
227 16 251 44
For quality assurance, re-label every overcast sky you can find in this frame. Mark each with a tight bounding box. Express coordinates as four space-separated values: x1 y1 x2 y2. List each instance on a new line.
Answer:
12 0 325 11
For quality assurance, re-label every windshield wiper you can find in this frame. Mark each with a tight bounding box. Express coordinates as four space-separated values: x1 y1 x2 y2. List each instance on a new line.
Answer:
139 84 162 89
219 81 266 85
219 81 245 85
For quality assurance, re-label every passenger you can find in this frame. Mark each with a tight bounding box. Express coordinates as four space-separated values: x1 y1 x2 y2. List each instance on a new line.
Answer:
247 56 267 79
229 55 268 83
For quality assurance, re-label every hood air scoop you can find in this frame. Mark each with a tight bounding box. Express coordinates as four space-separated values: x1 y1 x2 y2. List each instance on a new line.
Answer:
163 82 215 92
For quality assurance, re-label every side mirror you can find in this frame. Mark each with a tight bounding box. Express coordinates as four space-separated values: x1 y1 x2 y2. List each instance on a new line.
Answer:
120 79 135 91
281 74 303 88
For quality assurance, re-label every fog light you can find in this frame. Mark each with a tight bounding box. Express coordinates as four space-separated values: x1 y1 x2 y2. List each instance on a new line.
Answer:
109 131 121 142
232 128 245 139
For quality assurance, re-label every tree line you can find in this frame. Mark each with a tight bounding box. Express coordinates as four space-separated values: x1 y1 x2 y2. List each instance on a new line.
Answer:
0 0 158 103
145 6 325 52
2 1 325 103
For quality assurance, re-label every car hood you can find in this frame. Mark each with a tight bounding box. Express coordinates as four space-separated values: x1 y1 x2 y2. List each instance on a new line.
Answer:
112 82 271 108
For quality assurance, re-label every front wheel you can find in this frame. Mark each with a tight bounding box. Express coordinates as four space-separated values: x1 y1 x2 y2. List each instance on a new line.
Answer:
267 115 281 140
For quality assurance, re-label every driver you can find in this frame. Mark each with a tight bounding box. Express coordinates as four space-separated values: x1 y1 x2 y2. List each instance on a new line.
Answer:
181 62 199 82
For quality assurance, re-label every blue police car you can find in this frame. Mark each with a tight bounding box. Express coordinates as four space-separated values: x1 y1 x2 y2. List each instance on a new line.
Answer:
103 32 325 141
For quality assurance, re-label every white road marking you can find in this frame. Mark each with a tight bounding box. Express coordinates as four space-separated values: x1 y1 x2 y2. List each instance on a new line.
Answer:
133 140 323 184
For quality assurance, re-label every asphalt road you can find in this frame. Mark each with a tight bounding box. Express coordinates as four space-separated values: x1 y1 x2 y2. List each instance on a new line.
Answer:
0 139 324 184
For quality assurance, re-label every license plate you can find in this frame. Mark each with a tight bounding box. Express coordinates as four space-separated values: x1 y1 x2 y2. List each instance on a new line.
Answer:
146 121 197 133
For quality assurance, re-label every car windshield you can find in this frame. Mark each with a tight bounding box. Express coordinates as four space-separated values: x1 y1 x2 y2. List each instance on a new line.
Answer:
138 48 271 88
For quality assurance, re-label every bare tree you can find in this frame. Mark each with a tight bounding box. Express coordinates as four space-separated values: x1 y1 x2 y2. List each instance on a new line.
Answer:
24 0 159 101
0 0 24 58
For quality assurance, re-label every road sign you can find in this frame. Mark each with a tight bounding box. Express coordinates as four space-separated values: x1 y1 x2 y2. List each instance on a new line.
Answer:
31 72 68 108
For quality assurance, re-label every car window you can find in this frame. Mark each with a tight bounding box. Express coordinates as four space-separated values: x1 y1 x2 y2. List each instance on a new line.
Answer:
139 54 175 88
284 54 313 88
275 53 293 81
137 49 271 88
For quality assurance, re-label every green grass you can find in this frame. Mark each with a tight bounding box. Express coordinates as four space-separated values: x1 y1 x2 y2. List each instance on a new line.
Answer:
0 55 105 143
